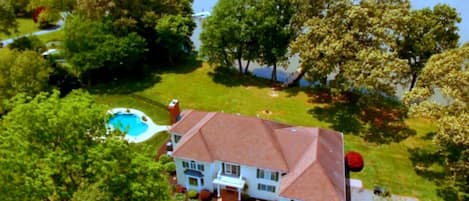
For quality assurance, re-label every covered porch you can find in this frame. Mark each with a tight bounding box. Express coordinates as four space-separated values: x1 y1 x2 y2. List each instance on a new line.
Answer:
213 170 246 201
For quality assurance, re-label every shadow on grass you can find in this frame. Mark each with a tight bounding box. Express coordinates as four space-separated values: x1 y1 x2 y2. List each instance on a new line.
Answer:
88 73 162 95
308 90 416 144
407 147 463 201
88 56 202 95
155 56 203 74
208 66 273 88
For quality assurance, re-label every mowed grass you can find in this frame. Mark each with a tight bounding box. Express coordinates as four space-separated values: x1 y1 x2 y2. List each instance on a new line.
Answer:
92 62 441 200
37 29 64 43
0 18 39 40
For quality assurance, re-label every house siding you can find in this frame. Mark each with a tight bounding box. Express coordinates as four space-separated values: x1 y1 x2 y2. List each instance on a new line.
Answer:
174 157 213 192
175 157 285 201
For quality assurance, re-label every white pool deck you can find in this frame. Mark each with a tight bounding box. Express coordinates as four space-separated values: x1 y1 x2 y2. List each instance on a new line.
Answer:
108 108 169 143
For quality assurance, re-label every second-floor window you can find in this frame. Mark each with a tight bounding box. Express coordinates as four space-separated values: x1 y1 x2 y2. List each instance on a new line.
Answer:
182 160 204 171
256 168 279 181
173 135 181 144
223 162 240 177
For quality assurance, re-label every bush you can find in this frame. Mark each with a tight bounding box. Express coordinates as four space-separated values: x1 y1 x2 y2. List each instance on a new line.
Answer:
188 190 198 199
174 193 186 201
159 154 172 164
199 189 211 201
164 162 176 173
8 35 46 52
175 184 186 193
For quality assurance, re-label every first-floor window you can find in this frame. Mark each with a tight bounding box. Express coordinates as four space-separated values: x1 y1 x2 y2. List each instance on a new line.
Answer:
257 183 275 193
189 177 198 186
182 161 189 168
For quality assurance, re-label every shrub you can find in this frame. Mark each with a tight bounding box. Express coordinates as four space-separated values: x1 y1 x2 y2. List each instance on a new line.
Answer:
199 189 211 201
175 184 186 193
159 154 172 164
164 162 176 174
174 193 186 201
8 35 46 52
188 190 198 199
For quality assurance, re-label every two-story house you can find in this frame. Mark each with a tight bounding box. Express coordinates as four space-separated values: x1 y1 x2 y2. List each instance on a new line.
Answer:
169 109 345 201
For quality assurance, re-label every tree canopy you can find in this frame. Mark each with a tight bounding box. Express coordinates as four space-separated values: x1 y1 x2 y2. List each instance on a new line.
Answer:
0 90 171 201
200 0 295 80
63 15 146 84
396 4 461 91
291 0 411 95
0 0 18 36
0 49 51 112
404 44 469 200
200 0 259 73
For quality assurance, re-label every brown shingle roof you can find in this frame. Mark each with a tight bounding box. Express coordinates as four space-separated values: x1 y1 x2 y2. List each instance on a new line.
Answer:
170 110 345 201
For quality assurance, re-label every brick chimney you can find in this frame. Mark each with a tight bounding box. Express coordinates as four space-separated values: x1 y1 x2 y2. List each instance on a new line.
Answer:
168 99 180 124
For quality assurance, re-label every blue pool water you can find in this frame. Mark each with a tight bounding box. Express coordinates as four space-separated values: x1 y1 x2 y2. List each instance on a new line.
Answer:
109 113 149 136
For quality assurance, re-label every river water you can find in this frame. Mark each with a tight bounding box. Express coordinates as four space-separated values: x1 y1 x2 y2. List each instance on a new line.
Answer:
191 0 458 103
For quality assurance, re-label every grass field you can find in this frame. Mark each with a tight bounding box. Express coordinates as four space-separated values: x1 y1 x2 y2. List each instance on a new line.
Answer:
91 61 442 200
0 18 39 40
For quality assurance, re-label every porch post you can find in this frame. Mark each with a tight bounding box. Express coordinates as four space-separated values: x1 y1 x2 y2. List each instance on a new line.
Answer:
217 184 220 197
238 188 241 201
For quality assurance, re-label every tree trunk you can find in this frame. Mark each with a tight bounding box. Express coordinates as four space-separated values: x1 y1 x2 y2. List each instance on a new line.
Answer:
244 60 251 75
237 57 243 75
271 63 277 83
409 72 418 91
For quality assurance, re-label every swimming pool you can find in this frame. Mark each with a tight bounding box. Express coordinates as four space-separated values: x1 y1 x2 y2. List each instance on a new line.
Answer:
109 113 149 136
107 108 169 143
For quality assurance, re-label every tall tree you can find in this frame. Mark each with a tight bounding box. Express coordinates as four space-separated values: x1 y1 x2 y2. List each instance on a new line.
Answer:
0 0 18 36
404 44 469 200
0 90 172 201
291 0 411 95
255 0 295 82
63 16 146 84
74 0 194 65
155 14 196 65
200 0 259 74
0 49 51 112
396 4 461 91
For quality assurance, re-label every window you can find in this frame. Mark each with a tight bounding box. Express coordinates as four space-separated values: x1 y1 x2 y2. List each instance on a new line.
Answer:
223 163 240 177
270 172 279 181
197 164 205 171
256 169 279 181
256 169 265 179
173 135 181 144
257 183 275 193
190 161 196 169
182 161 189 168
189 177 198 186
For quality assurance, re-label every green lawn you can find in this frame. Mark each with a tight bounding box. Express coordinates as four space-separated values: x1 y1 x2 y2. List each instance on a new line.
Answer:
0 18 39 40
92 62 441 200
37 29 64 43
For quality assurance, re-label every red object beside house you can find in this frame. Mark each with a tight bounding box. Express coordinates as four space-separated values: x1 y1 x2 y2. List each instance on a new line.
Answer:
33 7 45 23
345 151 364 172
